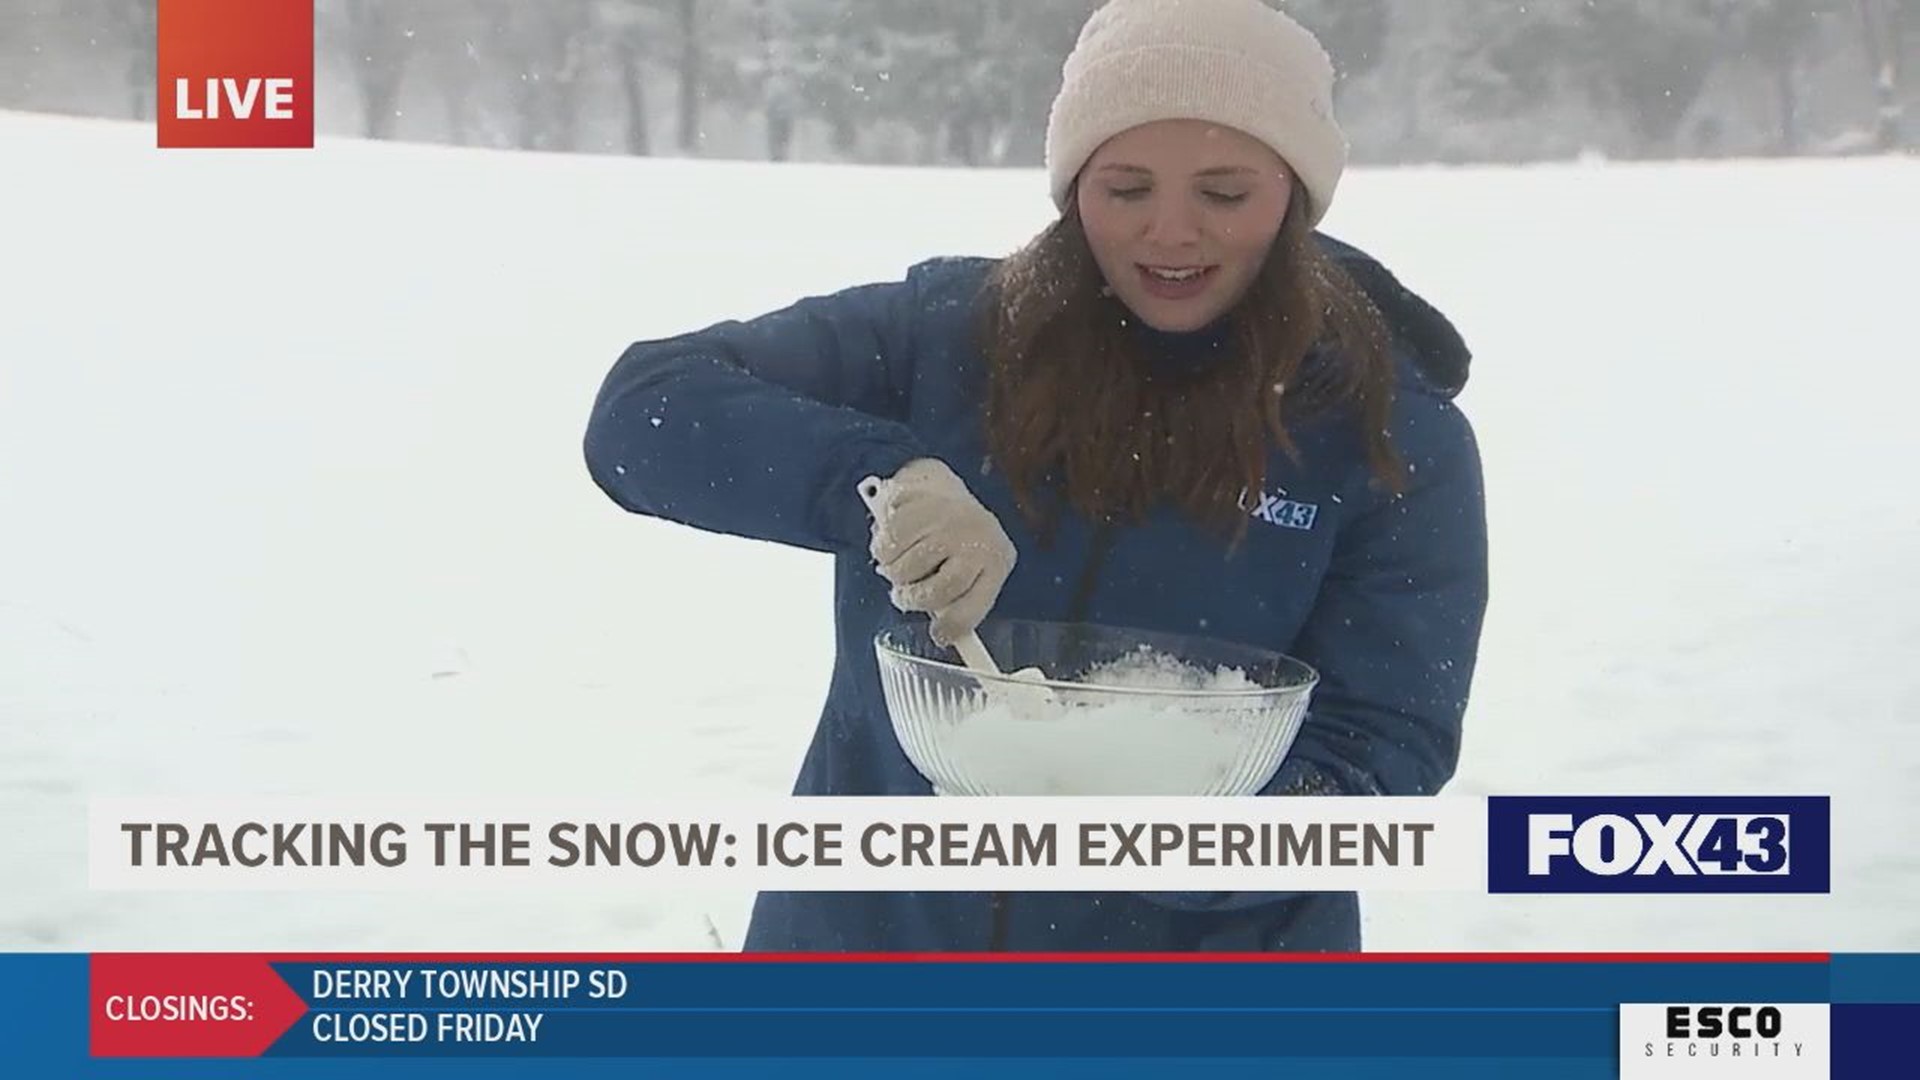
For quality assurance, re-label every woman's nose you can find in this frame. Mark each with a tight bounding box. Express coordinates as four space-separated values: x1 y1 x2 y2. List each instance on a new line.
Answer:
1142 197 1202 247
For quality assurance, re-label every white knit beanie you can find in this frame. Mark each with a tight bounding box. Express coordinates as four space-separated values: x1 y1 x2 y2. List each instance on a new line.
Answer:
1044 0 1347 226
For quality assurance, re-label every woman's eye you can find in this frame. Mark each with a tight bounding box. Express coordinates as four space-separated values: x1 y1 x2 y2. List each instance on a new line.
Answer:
1202 191 1249 205
1107 187 1150 201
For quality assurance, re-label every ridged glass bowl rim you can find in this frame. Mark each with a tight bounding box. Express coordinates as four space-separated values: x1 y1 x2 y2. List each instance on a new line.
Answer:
873 619 1321 702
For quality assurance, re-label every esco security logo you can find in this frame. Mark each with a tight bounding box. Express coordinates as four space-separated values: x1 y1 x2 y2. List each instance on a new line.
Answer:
1619 1003 1829 1078
1485 797 1830 893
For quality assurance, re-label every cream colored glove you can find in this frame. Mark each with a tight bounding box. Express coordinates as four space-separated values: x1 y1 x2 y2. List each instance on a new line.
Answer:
867 459 1016 647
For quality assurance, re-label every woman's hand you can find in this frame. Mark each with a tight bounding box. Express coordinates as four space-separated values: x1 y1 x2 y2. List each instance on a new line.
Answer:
867 459 1017 647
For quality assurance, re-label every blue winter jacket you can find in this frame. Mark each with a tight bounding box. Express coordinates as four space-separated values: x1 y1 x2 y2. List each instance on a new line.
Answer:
583 235 1488 953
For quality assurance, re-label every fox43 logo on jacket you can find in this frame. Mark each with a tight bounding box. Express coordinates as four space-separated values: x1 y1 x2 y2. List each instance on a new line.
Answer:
157 0 314 148
1485 797 1831 893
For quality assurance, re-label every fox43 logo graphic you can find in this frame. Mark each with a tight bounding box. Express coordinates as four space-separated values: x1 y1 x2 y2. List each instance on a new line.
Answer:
1486 797 1830 893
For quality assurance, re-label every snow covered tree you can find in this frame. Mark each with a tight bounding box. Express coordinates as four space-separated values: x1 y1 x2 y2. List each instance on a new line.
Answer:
325 0 415 140
115 0 158 121
667 0 704 152
1425 0 1750 159
1720 0 1860 154
1576 0 1725 157
595 0 667 155
859 0 1092 166
1441 0 1572 124
599 0 773 157
729 0 849 161
25 0 162 120
1853 0 1912 149
1282 0 1389 82
468 0 596 153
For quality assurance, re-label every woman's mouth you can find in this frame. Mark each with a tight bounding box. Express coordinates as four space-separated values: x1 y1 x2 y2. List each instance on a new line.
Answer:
1136 264 1217 301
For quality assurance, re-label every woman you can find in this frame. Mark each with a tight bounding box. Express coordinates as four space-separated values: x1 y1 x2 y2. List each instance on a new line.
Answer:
583 0 1488 952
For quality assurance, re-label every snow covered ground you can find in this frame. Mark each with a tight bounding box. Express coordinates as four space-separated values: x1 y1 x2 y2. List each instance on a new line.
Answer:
2 110 1915 952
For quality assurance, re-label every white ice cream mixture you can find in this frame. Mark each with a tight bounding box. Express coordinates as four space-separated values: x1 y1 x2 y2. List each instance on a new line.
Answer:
927 645 1299 796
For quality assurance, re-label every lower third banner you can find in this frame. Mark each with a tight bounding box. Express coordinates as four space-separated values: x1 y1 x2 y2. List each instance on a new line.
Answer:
30 951 1905 1076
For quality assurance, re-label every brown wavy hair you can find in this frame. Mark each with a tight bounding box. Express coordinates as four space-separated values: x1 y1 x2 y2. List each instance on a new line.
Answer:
979 175 1405 545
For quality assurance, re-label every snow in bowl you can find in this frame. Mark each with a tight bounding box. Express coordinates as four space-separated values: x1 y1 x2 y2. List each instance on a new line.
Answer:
873 618 1318 797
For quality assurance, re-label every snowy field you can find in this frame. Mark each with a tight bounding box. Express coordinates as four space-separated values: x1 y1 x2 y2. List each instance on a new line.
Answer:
2 109 1916 953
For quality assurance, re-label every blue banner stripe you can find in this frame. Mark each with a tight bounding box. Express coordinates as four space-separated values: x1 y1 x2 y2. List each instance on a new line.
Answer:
280 999 1620 1006
272 960 1830 1010
1834 1004 1920 1078
1830 955 1920 1003
13 953 1910 1075
266 1009 1609 1058
23 1053 1620 1080
4 952 87 1070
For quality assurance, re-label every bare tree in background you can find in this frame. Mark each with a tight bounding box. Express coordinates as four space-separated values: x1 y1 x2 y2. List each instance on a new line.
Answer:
338 0 415 139
1854 0 1911 149
757 4 796 161
870 3 1011 166
1580 1 1723 158
436 44 482 145
1286 0 1389 83
598 0 664 156
600 0 709 156
412 8 490 146
473 0 595 153
1711 0 1837 154
617 22 652 157
798 4 877 159
111 0 159 120
745 0 806 161
1284 0 1390 156
1439 1 1574 151
857 0 1090 167
1370 1 1448 157
741 0 904 164
1 0 1909 166
673 0 704 153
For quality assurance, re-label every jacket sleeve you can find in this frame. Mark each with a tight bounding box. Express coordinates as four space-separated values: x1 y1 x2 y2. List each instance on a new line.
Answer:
1141 392 1490 913
583 271 935 555
1276 392 1488 798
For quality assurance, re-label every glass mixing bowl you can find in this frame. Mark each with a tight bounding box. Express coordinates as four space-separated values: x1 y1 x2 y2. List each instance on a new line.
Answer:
874 618 1318 797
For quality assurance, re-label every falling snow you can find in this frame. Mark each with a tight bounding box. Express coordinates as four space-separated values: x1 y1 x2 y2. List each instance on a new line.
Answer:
0 111 1914 954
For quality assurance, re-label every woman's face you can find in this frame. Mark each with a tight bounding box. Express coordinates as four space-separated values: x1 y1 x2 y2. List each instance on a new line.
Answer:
1075 119 1294 333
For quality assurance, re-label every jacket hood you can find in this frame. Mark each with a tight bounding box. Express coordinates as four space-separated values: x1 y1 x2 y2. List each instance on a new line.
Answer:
1317 233 1472 399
